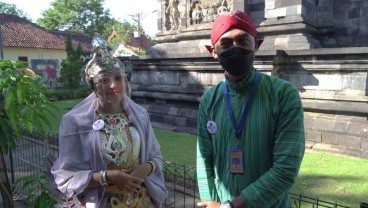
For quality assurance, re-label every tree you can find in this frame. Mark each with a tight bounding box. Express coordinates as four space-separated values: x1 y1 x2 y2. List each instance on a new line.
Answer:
59 34 86 96
0 2 31 21
0 60 56 207
37 0 111 37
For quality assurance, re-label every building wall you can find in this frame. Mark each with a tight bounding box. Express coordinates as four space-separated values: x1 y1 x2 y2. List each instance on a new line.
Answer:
4 47 66 88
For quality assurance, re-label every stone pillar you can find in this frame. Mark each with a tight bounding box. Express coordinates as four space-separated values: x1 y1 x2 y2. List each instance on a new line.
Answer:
255 0 323 50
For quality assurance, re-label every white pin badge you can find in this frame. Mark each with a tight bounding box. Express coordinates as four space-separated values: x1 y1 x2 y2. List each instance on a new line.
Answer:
92 119 105 130
207 120 217 135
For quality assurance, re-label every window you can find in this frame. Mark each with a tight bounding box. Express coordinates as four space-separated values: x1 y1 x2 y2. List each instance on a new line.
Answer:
18 56 28 67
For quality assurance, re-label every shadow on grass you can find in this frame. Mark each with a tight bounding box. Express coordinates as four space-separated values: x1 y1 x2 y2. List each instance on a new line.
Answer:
290 174 367 207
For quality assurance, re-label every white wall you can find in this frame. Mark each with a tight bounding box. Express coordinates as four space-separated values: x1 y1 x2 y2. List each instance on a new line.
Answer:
4 47 67 88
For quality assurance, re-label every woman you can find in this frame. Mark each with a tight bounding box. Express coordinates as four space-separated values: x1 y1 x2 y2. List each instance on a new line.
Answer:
51 35 168 208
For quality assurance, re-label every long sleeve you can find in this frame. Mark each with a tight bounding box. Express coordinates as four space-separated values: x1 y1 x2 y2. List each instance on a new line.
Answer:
196 92 220 202
50 94 106 206
240 83 305 207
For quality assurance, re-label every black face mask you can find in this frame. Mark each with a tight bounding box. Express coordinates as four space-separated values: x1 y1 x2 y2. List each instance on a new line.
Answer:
218 47 254 76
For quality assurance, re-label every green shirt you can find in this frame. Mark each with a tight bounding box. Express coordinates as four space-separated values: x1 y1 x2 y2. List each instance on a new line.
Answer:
196 68 305 208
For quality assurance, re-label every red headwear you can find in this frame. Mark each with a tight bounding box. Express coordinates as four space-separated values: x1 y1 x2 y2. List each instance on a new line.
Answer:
210 10 257 45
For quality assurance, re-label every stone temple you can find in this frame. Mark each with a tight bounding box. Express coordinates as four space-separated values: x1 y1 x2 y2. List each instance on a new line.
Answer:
127 0 368 159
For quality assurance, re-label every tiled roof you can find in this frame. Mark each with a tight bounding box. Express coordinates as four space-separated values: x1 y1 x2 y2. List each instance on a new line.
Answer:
50 30 92 52
0 13 91 51
128 33 152 50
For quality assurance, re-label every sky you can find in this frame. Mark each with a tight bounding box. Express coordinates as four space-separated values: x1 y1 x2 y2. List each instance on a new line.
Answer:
0 0 159 36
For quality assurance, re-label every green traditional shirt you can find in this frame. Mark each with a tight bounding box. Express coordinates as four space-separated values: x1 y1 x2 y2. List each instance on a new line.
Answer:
196 68 305 208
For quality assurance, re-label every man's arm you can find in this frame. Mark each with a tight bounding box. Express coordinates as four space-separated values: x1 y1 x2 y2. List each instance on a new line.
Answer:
196 97 219 202
239 83 305 207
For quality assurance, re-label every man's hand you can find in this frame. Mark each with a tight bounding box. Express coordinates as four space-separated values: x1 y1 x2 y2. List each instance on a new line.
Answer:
197 201 221 208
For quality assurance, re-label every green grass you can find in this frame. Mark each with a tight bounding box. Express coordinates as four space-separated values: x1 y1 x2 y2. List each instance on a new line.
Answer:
47 98 83 132
155 129 367 207
49 99 368 207
154 128 197 167
290 151 368 207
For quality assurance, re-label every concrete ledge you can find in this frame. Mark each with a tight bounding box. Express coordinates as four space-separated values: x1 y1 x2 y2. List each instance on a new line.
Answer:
302 99 368 115
132 91 200 103
309 143 368 159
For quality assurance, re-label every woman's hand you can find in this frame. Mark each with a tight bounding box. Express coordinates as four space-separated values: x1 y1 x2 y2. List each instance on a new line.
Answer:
129 163 152 181
106 169 144 193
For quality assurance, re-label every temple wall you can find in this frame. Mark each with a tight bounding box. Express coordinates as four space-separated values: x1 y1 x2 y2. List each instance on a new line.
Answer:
128 0 368 159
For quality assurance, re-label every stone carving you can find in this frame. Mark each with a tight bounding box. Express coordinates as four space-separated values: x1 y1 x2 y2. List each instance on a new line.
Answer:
165 0 181 31
161 0 233 32
217 0 229 14
189 0 231 25
191 1 204 24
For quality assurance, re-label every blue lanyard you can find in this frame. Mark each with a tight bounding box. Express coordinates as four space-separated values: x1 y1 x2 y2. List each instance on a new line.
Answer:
224 72 260 139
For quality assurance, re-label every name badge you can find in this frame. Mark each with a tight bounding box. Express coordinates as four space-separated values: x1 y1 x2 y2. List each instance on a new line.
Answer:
229 148 244 173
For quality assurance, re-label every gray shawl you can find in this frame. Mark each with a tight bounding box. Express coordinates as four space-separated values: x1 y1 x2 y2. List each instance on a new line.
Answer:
51 93 168 207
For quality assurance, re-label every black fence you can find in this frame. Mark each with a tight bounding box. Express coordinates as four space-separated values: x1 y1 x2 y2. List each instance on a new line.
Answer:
4 131 358 208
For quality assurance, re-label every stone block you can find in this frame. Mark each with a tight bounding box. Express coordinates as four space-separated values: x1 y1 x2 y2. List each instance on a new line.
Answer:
312 143 346 155
177 108 198 119
336 36 355 46
348 8 360 19
338 135 362 149
362 151 368 159
250 2 265 11
251 11 266 19
131 70 149 84
306 131 321 142
344 147 364 158
180 71 199 85
322 132 339 145
362 138 368 150
303 116 314 130
286 5 301 16
275 0 300 7
198 73 224 86
249 0 264 4
265 1 275 10
149 71 180 85
333 121 348 133
312 118 334 132
305 141 316 149
347 122 368 137
313 74 342 90
266 7 286 18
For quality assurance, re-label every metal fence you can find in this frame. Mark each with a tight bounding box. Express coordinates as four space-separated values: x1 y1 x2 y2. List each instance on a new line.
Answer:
5 131 355 208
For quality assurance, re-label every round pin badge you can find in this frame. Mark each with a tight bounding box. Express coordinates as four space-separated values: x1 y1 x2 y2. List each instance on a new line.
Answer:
206 120 217 135
92 119 105 130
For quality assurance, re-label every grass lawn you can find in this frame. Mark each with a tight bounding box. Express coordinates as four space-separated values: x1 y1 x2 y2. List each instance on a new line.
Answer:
154 129 367 207
47 98 84 132
49 99 368 207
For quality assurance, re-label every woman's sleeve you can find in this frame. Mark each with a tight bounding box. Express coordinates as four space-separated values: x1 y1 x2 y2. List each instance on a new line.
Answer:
51 115 95 197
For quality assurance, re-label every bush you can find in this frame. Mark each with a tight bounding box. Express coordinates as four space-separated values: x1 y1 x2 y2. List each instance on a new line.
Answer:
44 85 91 101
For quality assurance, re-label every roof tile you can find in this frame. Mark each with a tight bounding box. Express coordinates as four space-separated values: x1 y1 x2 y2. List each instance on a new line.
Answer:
0 14 91 51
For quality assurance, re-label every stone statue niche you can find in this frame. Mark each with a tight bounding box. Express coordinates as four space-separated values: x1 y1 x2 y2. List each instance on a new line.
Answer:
162 0 233 33
189 0 232 25
164 0 181 31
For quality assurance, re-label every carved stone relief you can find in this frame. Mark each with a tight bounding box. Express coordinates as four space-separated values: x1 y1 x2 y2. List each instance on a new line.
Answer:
162 0 233 33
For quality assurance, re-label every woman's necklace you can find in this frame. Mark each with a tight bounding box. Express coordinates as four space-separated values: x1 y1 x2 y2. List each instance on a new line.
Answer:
96 112 133 165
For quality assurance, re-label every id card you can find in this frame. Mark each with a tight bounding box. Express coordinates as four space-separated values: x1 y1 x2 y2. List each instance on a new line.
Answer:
229 148 244 173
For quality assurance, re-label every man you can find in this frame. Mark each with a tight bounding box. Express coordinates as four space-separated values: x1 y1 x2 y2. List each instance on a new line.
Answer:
196 10 305 208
